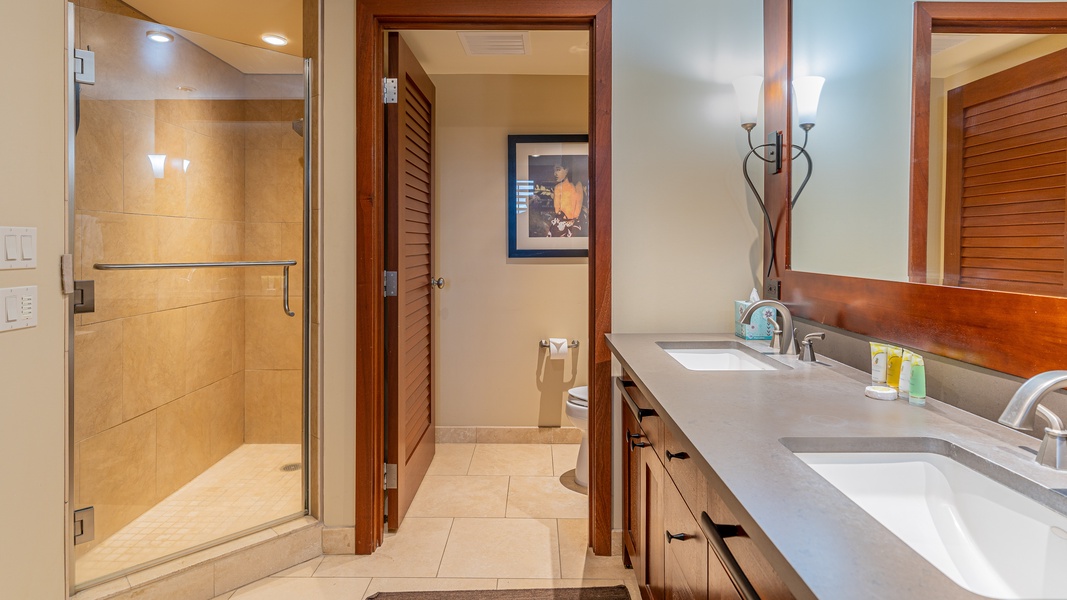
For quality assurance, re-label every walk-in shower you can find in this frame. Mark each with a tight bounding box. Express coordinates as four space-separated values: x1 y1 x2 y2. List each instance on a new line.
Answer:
67 3 310 591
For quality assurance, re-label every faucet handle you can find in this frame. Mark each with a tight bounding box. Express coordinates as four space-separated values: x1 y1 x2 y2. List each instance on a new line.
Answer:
799 332 825 362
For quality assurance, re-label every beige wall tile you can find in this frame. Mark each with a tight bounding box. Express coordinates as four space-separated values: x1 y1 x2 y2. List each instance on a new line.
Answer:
155 392 212 498
245 296 302 370
212 523 322 594
75 100 124 213
73 320 124 442
122 112 187 218
185 300 237 394
232 297 246 374
436 426 476 443
184 130 242 222
242 222 282 296
245 122 304 224
244 370 302 444
123 308 187 420
209 374 245 463
78 412 157 542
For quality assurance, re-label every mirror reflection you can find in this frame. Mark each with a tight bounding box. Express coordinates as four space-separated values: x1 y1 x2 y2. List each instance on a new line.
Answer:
790 1 1067 297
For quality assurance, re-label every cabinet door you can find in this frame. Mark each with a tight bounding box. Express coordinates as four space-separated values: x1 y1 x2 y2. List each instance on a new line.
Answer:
707 481 795 600
643 444 665 600
663 477 709 600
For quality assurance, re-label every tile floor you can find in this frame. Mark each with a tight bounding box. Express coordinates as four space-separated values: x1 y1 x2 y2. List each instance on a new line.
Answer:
77 444 304 586
215 443 639 599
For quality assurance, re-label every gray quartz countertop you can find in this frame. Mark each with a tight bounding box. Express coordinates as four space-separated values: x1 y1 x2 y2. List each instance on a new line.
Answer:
606 333 1067 600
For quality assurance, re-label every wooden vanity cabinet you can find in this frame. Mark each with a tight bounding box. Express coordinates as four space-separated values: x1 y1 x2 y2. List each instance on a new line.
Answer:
619 375 795 600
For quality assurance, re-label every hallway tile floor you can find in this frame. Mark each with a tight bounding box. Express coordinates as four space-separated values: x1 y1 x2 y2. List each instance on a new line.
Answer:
215 443 638 599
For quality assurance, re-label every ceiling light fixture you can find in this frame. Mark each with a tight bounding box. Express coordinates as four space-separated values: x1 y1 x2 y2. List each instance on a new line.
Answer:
261 34 289 46
146 30 174 43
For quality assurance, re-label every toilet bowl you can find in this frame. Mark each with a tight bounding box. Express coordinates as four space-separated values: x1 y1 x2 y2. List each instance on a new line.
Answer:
565 386 590 487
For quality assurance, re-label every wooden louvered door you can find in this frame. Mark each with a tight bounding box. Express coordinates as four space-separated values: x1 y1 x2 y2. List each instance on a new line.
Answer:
385 31 436 531
943 47 1067 295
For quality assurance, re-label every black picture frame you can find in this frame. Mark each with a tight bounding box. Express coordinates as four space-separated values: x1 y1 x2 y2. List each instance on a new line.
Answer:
507 134 590 258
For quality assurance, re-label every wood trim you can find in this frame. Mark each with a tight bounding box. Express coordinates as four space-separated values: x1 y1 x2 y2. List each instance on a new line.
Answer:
909 3 932 281
354 0 613 556
771 1 1067 382
764 0 791 278
943 88 965 286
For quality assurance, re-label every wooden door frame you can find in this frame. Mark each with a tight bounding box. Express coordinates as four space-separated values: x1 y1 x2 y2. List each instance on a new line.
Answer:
354 0 613 555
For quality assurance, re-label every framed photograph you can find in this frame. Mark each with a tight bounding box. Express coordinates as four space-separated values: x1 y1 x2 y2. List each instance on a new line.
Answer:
508 134 590 258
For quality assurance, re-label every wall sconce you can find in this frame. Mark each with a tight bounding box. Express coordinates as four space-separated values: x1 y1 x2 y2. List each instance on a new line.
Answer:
733 75 823 275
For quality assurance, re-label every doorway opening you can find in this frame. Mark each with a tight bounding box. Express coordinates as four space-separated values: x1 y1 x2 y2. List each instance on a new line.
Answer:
355 0 612 556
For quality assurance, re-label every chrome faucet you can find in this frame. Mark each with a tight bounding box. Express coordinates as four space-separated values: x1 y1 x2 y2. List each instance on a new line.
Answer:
998 371 1067 470
740 299 796 355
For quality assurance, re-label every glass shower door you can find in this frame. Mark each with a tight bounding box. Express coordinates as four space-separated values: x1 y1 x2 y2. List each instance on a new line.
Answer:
70 4 308 589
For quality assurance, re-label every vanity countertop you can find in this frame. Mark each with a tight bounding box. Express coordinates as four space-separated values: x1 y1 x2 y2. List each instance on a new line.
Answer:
606 333 1067 600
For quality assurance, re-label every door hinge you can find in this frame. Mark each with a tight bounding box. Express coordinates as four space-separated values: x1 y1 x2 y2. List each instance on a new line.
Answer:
73 506 95 545
73 280 95 314
383 78 398 104
74 48 96 85
385 463 398 490
384 270 398 297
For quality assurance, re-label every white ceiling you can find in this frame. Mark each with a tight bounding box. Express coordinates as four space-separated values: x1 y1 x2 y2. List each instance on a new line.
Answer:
399 30 589 76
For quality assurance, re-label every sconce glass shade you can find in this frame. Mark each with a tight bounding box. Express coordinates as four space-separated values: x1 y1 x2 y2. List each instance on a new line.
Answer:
793 76 825 129
732 75 763 129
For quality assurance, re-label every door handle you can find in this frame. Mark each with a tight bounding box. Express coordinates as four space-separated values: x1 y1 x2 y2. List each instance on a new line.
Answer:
431 277 445 289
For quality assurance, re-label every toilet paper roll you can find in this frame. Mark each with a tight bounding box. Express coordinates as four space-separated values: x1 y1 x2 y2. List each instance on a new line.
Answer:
549 338 568 360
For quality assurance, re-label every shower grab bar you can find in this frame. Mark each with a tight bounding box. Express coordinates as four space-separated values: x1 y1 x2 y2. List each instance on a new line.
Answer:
93 260 298 317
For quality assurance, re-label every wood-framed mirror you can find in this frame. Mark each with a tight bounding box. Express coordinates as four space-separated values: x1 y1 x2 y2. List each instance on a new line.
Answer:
765 0 1067 379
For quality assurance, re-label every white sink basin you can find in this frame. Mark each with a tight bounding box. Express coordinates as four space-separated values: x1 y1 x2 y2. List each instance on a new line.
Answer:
795 450 1067 599
658 342 785 371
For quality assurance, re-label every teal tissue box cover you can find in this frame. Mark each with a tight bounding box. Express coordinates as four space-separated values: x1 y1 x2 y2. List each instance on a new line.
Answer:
734 301 777 340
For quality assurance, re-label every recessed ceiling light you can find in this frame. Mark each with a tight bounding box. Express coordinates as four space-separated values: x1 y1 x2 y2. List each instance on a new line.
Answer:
261 34 288 46
146 30 174 43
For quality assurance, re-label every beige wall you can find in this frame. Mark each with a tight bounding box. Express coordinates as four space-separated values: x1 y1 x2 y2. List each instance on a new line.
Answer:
433 74 588 427
0 0 67 598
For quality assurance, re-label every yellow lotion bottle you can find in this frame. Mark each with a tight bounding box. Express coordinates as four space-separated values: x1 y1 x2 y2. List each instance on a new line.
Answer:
886 346 904 388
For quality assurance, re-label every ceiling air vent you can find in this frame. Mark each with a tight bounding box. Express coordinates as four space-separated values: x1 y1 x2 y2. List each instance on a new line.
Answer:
458 31 531 56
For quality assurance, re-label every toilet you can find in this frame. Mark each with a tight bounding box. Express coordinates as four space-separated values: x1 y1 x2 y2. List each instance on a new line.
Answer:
565 386 590 487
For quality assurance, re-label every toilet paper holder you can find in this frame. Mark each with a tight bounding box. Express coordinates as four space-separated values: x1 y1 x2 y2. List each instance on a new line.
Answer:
540 339 579 349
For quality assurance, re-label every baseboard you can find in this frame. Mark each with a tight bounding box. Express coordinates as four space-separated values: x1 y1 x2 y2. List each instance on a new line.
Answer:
322 526 356 554
436 426 582 444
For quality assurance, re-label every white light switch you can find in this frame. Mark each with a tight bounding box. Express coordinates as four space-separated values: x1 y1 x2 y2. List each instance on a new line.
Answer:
0 227 36 269
0 286 36 331
4 295 17 322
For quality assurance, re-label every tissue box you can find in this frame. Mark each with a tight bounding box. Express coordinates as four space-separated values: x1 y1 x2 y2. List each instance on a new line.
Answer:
734 301 777 340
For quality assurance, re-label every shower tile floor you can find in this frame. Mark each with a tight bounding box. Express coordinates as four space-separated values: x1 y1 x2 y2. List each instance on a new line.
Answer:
76 444 303 585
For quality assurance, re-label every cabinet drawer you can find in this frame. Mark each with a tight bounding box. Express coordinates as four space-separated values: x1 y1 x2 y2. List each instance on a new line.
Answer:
619 376 662 451
706 482 795 600
663 424 706 519
664 476 708 600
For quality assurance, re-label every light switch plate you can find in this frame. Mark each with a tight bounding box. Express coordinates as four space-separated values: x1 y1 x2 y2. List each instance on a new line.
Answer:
0 286 37 332
0 227 37 269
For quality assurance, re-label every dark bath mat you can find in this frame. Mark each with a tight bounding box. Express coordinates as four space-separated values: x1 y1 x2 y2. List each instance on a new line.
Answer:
366 585 631 600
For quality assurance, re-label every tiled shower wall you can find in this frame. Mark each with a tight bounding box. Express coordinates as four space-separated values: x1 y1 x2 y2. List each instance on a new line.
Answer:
71 6 304 559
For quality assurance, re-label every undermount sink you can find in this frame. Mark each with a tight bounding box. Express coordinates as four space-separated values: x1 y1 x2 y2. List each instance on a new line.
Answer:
657 341 788 371
782 437 1067 599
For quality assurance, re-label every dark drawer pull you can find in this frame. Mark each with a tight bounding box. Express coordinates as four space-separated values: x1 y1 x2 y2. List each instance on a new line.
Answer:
630 439 650 452
627 431 644 442
666 450 689 462
618 379 656 422
700 511 761 600
665 530 691 543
